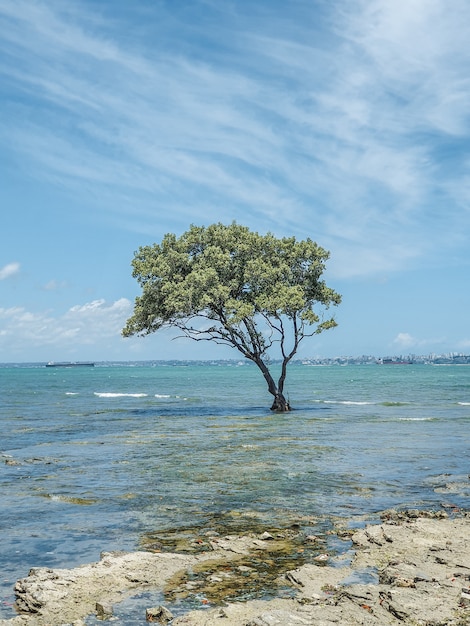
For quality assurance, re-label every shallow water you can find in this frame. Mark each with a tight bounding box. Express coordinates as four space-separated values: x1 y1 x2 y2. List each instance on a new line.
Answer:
1 362 469 620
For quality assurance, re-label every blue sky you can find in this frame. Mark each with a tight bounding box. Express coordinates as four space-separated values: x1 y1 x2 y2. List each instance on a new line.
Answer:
1 0 470 363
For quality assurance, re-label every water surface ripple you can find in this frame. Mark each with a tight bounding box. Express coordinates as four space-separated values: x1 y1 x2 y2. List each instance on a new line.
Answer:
1 362 469 619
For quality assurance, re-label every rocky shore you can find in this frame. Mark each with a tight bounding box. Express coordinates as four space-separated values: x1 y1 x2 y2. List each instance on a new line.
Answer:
1 510 469 626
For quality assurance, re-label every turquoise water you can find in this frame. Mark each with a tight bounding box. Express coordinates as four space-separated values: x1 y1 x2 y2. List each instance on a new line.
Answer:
1 362 469 619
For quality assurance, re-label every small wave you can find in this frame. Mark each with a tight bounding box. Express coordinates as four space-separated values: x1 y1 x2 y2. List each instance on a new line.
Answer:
40 494 97 505
398 417 435 421
155 394 171 398
94 392 148 398
458 402 470 405
324 400 373 405
382 401 408 407
65 392 79 396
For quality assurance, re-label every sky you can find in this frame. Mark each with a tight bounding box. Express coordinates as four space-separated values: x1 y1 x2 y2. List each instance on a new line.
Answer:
1 0 470 363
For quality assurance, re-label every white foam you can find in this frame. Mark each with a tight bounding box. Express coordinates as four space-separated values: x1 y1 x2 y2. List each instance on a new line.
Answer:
155 394 171 398
398 417 434 421
65 392 79 396
458 402 470 405
94 392 148 398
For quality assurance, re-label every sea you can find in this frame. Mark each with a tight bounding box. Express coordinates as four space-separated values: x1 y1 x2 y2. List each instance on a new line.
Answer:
1 361 469 622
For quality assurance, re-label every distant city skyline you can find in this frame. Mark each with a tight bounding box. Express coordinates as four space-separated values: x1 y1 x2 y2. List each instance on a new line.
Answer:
2 352 470 367
1 0 470 362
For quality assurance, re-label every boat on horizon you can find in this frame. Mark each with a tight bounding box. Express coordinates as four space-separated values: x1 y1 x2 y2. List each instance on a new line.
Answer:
45 362 95 368
381 358 412 365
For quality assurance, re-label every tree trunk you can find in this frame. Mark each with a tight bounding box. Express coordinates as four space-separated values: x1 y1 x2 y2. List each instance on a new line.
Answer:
253 357 292 412
270 392 291 412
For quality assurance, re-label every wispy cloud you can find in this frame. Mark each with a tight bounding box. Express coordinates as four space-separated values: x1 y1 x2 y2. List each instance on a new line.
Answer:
393 333 417 349
392 331 446 351
43 279 67 291
0 298 132 352
0 262 20 280
1 0 470 277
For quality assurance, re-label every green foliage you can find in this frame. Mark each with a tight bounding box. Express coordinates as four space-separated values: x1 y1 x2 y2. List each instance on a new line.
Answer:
123 222 341 409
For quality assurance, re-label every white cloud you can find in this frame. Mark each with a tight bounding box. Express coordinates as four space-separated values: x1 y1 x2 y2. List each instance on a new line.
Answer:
0 262 20 280
1 0 470 277
343 0 470 135
392 331 449 351
0 298 132 352
43 279 67 291
393 333 416 349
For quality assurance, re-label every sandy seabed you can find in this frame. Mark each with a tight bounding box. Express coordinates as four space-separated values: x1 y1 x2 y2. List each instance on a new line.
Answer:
1 510 469 626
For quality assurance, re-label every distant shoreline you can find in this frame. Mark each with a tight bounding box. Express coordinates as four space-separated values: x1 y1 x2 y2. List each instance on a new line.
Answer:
1 354 470 367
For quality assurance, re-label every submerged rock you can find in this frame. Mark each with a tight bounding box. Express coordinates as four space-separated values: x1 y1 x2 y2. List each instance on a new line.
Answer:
171 513 470 625
145 605 174 623
0 511 468 626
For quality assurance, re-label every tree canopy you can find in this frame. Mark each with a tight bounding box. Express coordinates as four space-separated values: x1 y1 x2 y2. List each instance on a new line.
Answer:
122 222 341 411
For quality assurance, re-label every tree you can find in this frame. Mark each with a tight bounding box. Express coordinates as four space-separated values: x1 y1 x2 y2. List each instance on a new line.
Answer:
122 222 341 411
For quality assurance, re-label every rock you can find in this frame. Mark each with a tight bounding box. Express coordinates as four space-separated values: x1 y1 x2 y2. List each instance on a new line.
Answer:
8 551 210 625
95 601 113 618
208 534 272 554
171 514 470 625
259 532 274 540
379 591 410 620
237 565 254 573
245 609 311 625
1 511 469 626
461 587 470 608
145 605 174 623
381 508 448 523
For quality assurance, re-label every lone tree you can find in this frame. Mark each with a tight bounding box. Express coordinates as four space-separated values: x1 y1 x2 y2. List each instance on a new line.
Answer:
122 222 341 411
